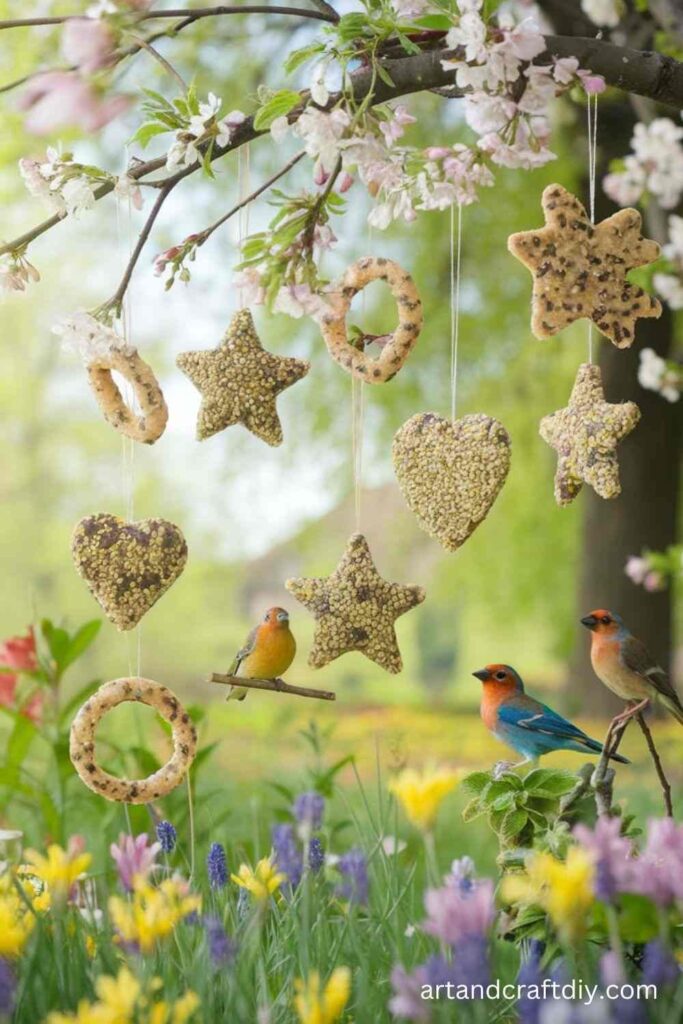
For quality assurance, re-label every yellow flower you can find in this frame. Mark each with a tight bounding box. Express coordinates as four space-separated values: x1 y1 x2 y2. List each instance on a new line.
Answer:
389 766 462 832
294 967 351 1024
44 968 200 1024
95 967 140 1020
25 841 91 903
108 877 201 954
0 891 34 957
16 867 51 913
231 858 285 902
502 847 595 939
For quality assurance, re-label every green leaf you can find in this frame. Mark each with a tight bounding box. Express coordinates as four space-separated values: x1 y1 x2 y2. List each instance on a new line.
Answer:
337 13 373 42
41 620 70 669
61 620 101 673
284 43 326 75
7 713 38 770
58 679 101 730
500 809 529 843
462 797 484 823
461 771 491 795
491 792 516 812
130 122 171 148
253 90 301 131
524 768 577 796
376 64 395 88
616 894 659 943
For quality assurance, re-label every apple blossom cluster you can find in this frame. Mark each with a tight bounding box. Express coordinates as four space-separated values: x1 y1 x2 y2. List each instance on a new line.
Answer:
164 93 246 173
603 119 683 211
0 252 40 294
625 549 680 593
638 347 682 404
52 311 134 364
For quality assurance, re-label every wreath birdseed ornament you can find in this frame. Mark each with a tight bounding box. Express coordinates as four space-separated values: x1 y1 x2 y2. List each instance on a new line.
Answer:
320 257 423 383
70 677 197 803
392 413 511 552
508 184 661 348
285 533 425 673
176 308 310 445
72 513 188 631
539 362 641 506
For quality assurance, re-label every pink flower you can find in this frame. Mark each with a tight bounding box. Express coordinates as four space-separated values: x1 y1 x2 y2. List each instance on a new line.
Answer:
578 71 607 94
644 570 666 592
0 628 37 672
61 18 116 73
628 818 683 906
625 556 649 585
379 104 417 145
110 833 160 891
19 72 129 135
423 878 495 944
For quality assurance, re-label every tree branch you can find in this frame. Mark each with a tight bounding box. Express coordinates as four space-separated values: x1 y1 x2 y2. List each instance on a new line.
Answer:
106 180 176 315
635 712 674 817
209 672 336 701
0 6 337 31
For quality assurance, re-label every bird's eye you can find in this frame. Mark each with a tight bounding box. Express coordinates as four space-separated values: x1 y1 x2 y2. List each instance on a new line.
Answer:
495 671 506 681
601 615 611 625
277 612 287 621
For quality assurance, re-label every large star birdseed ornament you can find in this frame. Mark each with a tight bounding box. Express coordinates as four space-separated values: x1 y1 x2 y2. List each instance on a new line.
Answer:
539 362 641 506
392 413 511 552
72 513 188 630
285 533 425 673
176 308 310 445
508 184 661 348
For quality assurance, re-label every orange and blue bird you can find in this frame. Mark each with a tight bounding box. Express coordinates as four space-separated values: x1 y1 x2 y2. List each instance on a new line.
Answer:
227 607 296 702
581 608 683 725
473 664 629 765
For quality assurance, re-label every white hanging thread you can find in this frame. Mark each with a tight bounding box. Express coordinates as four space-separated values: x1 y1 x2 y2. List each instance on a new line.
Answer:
237 145 251 308
450 202 463 422
586 92 599 364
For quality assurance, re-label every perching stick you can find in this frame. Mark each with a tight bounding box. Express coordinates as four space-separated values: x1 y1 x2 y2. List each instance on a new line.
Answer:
209 673 336 701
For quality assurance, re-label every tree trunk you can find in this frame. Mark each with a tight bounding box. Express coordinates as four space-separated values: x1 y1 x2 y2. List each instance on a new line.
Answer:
568 105 683 715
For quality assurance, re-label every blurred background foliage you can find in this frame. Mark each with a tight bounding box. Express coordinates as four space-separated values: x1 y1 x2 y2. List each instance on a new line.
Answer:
0 1 680 858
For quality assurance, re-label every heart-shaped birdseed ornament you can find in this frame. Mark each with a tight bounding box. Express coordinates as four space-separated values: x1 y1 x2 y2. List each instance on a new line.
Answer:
72 514 188 631
392 413 511 552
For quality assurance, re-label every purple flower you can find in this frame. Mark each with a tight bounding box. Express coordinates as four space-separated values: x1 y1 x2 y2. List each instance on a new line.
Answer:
337 848 368 905
156 820 177 854
446 856 475 893
628 818 683 906
389 964 431 1022
207 842 228 889
517 941 544 1024
423 878 495 946
110 833 160 892
452 935 490 989
293 791 325 833
272 824 303 888
0 959 16 1016
643 939 680 988
309 837 325 872
573 817 635 901
204 914 236 967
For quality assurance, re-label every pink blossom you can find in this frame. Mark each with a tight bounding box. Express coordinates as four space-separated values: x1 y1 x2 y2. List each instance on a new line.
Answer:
627 818 683 905
338 172 354 193
578 71 607 94
0 628 37 672
625 556 649 585
379 104 416 145
19 72 129 135
61 18 116 73
644 571 666 593
502 18 546 61
110 833 160 891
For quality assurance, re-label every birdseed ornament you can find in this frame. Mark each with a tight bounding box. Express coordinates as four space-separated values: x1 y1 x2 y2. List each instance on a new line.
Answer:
176 308 310 445
392 413 511 552
285 533 425 673
539 362 641 506
70 677 196 803
87 348 168 444
508 183 661 348
320 257 423 383
72 513 188 631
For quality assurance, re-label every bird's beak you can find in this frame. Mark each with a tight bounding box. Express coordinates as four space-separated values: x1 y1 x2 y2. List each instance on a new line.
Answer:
472 668 490 682
581 614 598 630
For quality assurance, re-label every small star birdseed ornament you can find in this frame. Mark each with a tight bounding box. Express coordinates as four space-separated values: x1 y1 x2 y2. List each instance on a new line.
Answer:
176 308 309 445
508 184 661 348
392 413 511 551
539 362 641 506
72 513 188 630
285 533 425 673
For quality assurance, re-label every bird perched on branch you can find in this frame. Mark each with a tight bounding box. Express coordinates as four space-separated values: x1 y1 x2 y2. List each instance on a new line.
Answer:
227 607 296 702
581 609 683 725
473 664 629 765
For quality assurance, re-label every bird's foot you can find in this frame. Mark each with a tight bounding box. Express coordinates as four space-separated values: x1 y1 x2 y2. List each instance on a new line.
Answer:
611 698 650 728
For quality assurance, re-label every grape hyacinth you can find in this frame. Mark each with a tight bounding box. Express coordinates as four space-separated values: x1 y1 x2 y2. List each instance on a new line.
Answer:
309 836 325 873
0 959 15 1017
156 820 177 854
642 939 680 988
272 824 303 889
293 791 325 836
337 848 368 905
207 842 228 889
204 915 237 967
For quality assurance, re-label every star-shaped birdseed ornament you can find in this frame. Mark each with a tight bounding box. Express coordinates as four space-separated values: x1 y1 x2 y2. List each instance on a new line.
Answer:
285 533 425 673
539 362 641 506
176 308 310 445
508 184 661 348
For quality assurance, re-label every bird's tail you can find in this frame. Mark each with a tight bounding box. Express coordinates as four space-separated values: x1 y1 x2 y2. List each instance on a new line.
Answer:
226 686 247 703
660 692 683 726
575 735 630 765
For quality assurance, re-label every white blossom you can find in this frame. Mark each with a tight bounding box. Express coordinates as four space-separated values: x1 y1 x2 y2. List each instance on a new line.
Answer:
654 272 683 311
293 107 350 178
53 311 134 364
114 174 143 210
663 214 683 262
638 346 681 402
61 177 97 217
310 63 330 106
273 283 329 320
580 0 621 28
270 116 290 143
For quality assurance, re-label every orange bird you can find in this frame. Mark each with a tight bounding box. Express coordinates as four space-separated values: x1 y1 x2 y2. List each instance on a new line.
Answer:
227 607 296 702
581 608 683 724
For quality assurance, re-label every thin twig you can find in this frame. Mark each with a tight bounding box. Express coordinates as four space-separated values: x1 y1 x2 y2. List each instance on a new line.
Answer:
209 672 336 701
125 33 189 93
105 181 176 315
592 714 630 816
195 149 306 246
0 6 338 30
636 712 674 817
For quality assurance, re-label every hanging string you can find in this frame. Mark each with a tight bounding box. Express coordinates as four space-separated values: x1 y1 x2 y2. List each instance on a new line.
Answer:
450 202 463 421
351 375 365 532
237 144 251 308
586 92 599 364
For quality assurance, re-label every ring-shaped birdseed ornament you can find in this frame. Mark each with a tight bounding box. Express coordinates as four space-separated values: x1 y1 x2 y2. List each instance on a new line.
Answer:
87 348 168 445
70 677 197 804
320 257 423 383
